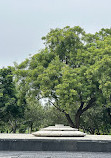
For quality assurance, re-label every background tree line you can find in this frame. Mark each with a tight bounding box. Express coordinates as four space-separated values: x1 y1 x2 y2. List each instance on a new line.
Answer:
0 26 111 134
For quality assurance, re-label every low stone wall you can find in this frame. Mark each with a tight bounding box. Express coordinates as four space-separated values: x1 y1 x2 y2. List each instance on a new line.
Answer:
0 134 111 152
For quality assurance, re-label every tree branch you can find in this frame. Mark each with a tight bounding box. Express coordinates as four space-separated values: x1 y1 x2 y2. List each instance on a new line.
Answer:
65 113 75 128
77 101 84 114
49 100 75 128
82 97 96 113
48 100 66 114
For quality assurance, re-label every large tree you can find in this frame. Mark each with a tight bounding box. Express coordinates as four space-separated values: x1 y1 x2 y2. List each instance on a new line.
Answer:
15 26 111 129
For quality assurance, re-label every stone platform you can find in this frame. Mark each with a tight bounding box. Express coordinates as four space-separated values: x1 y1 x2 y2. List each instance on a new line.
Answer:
32 124 86 137
0 134 111 152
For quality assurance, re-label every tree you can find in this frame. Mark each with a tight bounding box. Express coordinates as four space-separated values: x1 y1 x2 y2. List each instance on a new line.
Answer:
15 26 111 130
24 97 44 133
0 67 21 133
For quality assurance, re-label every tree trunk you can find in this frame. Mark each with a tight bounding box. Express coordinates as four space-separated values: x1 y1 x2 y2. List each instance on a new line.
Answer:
13 126 16 133
75 98 96 129
12 121 17 133
90 128 95 135
107 108 111 124
75 102 84 129
30 122 33 133
9 120 17 133
75 113 81 129
65 113 75 128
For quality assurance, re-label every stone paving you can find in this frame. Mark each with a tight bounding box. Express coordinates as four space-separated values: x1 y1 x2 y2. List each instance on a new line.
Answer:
0 134 111 141
0 151 111 158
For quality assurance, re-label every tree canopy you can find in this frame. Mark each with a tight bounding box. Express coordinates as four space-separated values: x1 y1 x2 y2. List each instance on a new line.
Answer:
14 26 111 130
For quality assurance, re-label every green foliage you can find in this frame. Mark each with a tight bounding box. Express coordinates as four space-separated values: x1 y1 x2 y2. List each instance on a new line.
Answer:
24 97 44 132
13 26 111 133
0 67 22 133
81 106 111 134
42 104 68 127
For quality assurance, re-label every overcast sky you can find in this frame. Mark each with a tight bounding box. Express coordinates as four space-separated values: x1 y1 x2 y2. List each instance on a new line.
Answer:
0 0 111 68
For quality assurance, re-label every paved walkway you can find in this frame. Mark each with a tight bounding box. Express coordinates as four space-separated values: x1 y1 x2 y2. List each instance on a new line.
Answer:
0 134 111 141
0 151 111 158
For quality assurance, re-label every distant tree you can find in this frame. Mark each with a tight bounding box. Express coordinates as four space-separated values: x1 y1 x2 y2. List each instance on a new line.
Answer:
0 67 21 133
42 104 68 127
80 106 111 134
24 97 44 133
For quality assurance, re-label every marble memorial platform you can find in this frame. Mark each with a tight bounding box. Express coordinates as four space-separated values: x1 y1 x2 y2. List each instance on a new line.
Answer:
32 124 86 137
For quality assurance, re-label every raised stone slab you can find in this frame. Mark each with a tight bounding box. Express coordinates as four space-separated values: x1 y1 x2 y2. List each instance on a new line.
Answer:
32 124 86 137
40 124 78 131
0 134 111 152
32 130 86 137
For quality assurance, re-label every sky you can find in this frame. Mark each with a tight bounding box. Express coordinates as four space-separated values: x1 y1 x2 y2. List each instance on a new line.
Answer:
0 0 111 68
